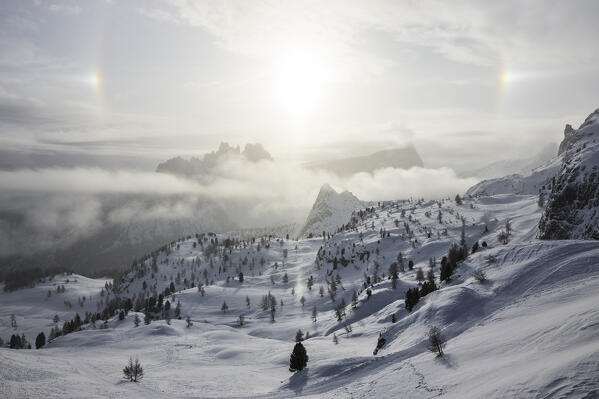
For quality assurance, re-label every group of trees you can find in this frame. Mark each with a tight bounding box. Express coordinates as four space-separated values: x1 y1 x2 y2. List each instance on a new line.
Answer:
8 334 31 349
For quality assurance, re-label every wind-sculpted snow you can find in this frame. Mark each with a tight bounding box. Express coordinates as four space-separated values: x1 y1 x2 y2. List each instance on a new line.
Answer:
1 193 598 398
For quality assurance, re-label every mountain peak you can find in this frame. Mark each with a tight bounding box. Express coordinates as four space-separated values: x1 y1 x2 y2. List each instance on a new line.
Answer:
156 143 272 175
540 108 599 240
298 184 363 238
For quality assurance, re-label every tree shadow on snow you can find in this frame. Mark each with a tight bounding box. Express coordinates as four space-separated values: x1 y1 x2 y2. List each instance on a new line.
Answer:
435 354 458 369
289 369 309 395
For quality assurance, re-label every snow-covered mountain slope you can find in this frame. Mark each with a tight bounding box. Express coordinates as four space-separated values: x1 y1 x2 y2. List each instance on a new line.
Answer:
2 192 598 398
297 184 364 238
465 155 561 197
539 108 599 239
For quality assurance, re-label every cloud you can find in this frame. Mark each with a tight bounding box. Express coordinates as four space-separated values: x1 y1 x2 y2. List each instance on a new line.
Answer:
160 0 599 67
48 4 81 16
0 156 478 257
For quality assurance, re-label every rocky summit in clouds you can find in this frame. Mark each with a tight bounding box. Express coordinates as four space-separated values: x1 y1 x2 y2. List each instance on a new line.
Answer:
156 143 273 176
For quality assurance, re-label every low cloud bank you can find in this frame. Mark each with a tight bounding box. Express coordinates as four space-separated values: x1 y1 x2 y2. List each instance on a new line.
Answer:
0 158 478 257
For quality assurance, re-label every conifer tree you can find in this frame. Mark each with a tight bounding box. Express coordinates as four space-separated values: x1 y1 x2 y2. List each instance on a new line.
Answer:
174 300 181 319
289 341 308 372
427 326 446 357
416 267 425 284
35 332 45 349
123 357 144 382
389 262 399 288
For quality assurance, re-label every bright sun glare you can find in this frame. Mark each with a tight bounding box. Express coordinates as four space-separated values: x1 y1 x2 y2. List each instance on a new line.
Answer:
270 48 330 120
89 73 100 88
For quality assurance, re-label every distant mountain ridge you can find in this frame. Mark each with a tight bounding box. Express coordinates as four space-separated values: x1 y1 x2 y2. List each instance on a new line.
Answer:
157 142 273 176
307 145 424 177
463 143 557 179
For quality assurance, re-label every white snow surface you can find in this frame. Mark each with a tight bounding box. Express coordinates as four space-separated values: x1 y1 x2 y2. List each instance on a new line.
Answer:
1 194 599 398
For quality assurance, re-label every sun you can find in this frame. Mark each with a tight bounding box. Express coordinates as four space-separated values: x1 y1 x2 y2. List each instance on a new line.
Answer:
501 70 511 85
270 47 330 120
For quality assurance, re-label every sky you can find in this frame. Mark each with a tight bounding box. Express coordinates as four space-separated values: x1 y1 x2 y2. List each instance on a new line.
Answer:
1 0 599 170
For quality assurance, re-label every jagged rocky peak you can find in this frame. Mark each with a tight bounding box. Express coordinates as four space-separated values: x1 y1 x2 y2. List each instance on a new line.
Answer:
298 184 363 238
156 142 272 175
242 143 272 162
539 108 599 240
558 124 576 155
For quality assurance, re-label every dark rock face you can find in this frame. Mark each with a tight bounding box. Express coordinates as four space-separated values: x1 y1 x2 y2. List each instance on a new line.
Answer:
539 109 599 240
558 124 576 155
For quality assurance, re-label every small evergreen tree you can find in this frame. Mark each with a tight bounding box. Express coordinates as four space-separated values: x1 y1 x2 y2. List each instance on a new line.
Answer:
186 315 193 327
35 332 45 349
295 329 304 342
134 314 141 327
174 300 181 319
289 342 308 372
221 301 228 313
415 267 425 283
389 262 399 288
311 305 317 322
123 357 144 382
351 291 358 308
427 326 446 357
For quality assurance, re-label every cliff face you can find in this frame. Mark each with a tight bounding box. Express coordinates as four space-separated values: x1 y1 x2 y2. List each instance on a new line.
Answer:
539 109 599 240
